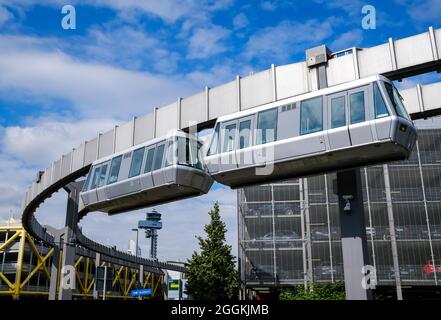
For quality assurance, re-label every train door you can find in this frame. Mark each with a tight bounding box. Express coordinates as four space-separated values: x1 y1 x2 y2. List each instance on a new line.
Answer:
140 145 155 190
164 139 175 183
236 116 254 168
347 86 373 145
152 142 166 186
205 123 220 174
327 91 351 149
96 160 111 202
219 120 238 171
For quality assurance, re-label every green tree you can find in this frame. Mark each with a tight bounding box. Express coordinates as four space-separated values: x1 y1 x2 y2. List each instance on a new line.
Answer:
186 202 238 300
280 282 345 300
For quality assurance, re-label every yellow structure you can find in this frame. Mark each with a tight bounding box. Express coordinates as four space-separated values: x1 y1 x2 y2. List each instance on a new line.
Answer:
0 222 164 300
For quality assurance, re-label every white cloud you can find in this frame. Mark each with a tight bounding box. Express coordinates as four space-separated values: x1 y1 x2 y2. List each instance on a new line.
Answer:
1 118 118 167
81 25 181 72
0 4 13 26
261 1 277 11
330 29 363 51
233 13 249 29
395 0 441 23
0 35 200 118
245 18 336 63
187 25 231 59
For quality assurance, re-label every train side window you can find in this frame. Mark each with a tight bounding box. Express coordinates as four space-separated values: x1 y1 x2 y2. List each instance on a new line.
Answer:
257 108 278 144
128 147 145 178
144 148 155 173
165 140 174 167
82 166 93 191
239 119 251 149
107 155 122 185
373 82 389 118
350 91 365 124
222 123 236 152
90 166 101 189
153 144 165 170
207 123 220 156
301 97 323 135
98 163 108 187
384 82 410 119
331 96 346 128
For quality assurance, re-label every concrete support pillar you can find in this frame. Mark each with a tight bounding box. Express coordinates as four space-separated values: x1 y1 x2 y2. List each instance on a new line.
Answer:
335 169 372 300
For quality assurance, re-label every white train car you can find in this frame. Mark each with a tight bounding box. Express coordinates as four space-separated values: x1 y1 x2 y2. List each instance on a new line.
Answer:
205 75 417 188
80 130 213 214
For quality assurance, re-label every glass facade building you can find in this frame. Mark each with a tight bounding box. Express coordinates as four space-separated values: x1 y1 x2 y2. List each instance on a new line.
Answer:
238 120 441 297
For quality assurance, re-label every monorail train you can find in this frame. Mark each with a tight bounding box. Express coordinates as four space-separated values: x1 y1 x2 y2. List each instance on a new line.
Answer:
80 130 214 214
204 75 417 188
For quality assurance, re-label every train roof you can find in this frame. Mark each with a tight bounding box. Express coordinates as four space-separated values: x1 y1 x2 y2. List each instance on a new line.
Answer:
216 74 392 123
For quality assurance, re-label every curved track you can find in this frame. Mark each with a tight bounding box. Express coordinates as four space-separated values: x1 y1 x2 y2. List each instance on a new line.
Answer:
21 164 186 273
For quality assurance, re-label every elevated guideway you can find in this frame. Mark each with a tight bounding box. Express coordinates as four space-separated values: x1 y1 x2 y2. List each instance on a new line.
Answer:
21 27 441 275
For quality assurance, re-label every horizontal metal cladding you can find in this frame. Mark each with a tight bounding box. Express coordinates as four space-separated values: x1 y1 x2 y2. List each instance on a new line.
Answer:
240 69 274 110
61 152 72 179
134 113 154 145
156 101 178 137
275 62 309 100
98 129 114 159
208 80 237 119
115 121 134 153
180 91 207 128
84 137 98 166
71 144 85 172
20 27 441 274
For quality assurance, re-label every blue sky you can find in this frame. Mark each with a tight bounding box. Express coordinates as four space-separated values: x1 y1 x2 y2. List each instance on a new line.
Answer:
0 0 440 262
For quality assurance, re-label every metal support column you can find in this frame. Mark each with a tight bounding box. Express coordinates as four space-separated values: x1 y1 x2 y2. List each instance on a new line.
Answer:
93 252 101 299
334 169 372 300
382 164 403 300
48 181 84 300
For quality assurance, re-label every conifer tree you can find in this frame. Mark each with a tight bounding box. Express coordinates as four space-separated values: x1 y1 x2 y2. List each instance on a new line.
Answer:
186 202 238 299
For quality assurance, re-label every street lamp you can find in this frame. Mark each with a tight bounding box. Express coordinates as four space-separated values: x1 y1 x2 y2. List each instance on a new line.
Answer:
131 228 139 258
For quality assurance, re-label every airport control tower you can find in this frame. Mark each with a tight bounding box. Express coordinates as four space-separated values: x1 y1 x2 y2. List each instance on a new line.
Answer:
138 209 162 259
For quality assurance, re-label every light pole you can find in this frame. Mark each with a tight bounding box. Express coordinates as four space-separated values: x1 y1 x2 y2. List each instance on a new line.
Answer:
132 228 139 258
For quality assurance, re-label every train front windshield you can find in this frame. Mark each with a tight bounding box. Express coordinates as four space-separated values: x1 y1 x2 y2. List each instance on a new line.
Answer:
177 137 204 170
384 82 411 120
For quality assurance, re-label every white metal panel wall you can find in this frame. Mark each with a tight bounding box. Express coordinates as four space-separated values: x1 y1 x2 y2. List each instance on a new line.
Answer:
358 43 393 77
240 69 273 110
275 62 309 100
115 122 133 153
99 129 114 158
422 82 441 113
156 102 178 137
61 153 72 178
436 29 441 58
327 54 357 87
44 167 52 190
84 138 98 165
181 92 206 128
134 113 154 145
52 160 62 183
209 80 237 119
400 87 421 114
72 144 85 171
394 33 433 69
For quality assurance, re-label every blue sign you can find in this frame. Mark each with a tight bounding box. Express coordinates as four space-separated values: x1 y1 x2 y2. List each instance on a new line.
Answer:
138 220 162 229
130 288 152 297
